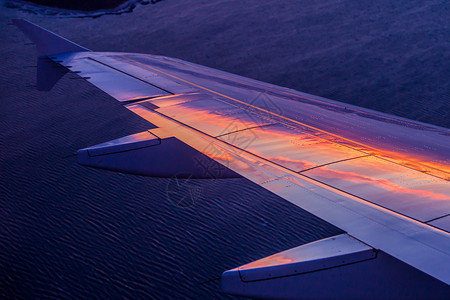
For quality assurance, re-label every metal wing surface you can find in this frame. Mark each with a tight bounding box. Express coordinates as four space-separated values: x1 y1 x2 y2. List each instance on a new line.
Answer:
14 19 450 298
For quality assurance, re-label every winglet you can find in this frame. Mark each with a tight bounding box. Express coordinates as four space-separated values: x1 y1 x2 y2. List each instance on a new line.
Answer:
13 19 90 90
12 19 90 56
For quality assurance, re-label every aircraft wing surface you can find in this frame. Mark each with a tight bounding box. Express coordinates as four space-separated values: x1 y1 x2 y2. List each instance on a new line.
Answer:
14 19 450 298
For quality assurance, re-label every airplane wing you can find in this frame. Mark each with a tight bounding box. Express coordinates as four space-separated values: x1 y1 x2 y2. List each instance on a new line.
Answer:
14 19 450 299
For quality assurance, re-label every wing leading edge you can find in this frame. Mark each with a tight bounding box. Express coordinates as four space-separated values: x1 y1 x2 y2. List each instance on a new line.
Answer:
15 19 450 298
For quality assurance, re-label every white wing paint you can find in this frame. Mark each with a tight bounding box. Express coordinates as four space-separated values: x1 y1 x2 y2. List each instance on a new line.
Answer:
14 19 450 299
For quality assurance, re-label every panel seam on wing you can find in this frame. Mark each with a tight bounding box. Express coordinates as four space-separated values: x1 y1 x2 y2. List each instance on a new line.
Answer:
426 214 450 224
215 123 279 138
298 154 373 173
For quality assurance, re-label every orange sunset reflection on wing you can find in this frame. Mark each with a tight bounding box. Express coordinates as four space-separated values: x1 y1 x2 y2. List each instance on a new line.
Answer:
221 124 365 171
304 156 450 221
141 95 450 221
240 253 295 270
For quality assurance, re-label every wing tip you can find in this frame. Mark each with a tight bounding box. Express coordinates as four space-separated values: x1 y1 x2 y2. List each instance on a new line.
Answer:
13 18 90 57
